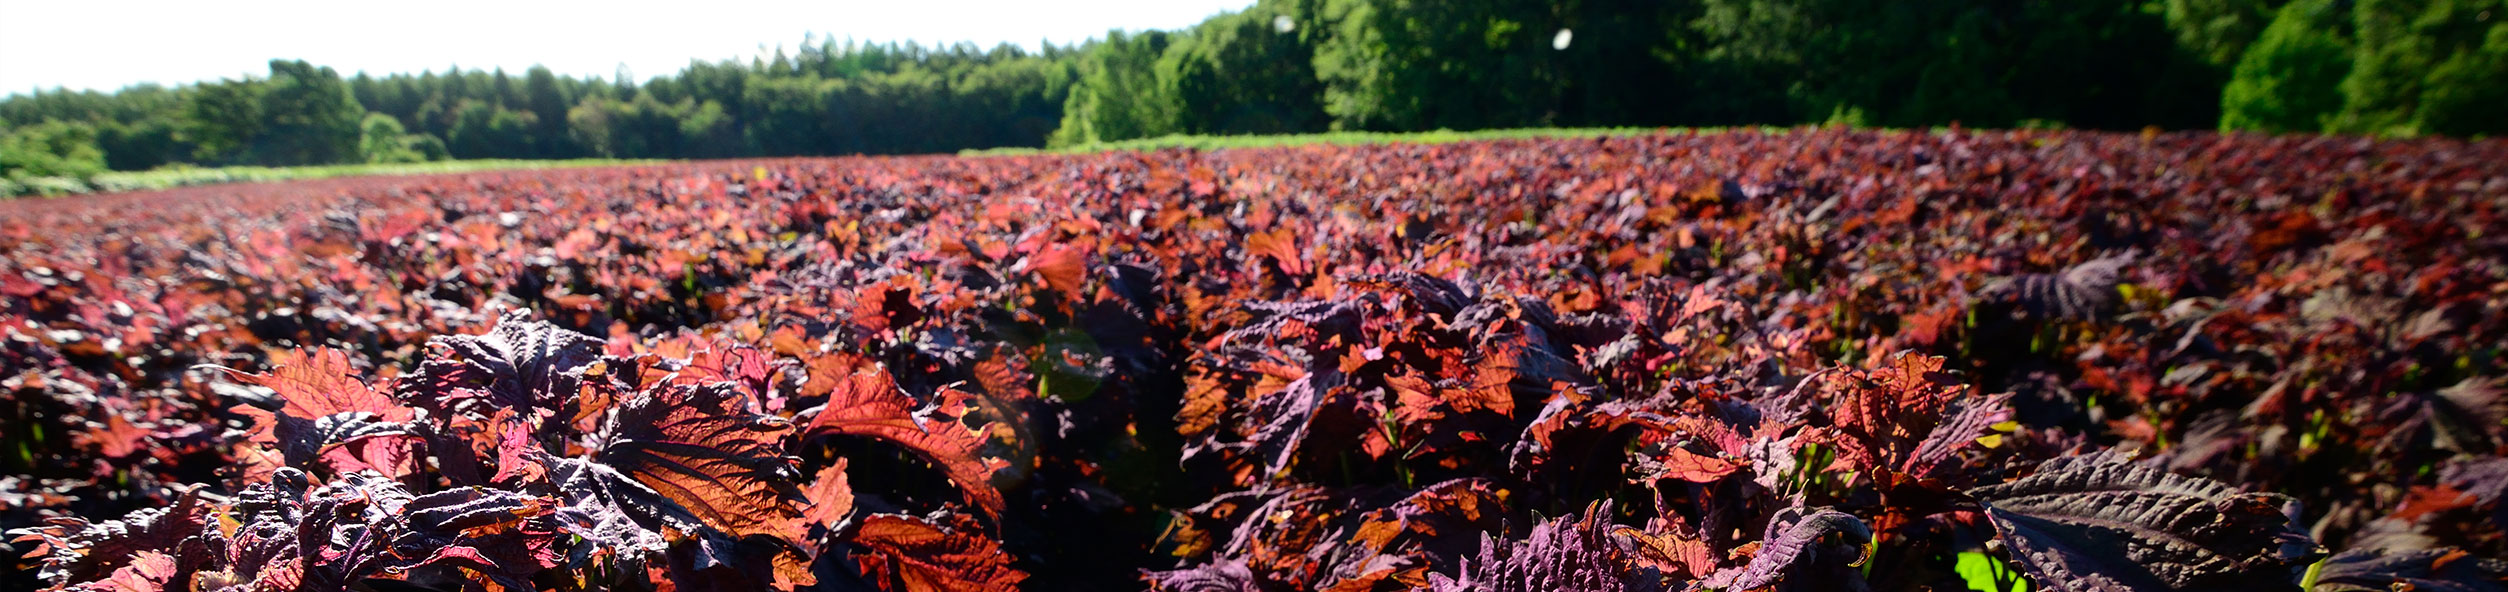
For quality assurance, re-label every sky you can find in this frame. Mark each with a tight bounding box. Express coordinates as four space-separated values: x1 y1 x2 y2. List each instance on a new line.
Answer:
0 0 1252 96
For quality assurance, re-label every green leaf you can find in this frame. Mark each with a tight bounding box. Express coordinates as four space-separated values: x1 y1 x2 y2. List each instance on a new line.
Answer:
1957 551 2031 592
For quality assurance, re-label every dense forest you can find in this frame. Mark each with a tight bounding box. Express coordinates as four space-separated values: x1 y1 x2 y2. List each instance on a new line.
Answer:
3 0 2504 182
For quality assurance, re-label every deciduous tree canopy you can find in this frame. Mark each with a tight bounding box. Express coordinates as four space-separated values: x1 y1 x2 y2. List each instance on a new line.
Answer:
2 0 2502 180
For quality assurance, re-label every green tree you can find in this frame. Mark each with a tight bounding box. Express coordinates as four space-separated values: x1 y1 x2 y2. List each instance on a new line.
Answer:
2166 0 2284 68
97 117 191 171
1162 2 1330 135
358 112 426 163
257 60 367 165
1311 0 1567 131
2336 0 2508 135
524 66 580 157
589 93 697 158
1695 0 2215 129
2221 0 2353 132
447 101 496 158
739 75 837 155
1052 30 1183 146
405 133 450 161
180 78 264 164
1551 0 1702 126
567 97 618 157
0 120 108 181
32 0 2503 170
491 68 521 108
2416 25 2508 136
954 51 1079 148
448 101 541 158
678 99 740 158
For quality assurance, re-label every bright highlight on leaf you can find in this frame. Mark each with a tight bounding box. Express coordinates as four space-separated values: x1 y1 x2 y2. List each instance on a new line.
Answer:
1956 551 2032 592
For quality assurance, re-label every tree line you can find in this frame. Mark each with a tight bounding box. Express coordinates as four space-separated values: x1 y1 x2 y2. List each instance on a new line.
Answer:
5 0 2503 184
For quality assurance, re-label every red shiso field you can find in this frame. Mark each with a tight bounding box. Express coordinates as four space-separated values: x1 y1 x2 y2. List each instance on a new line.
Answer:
2 130 2505 591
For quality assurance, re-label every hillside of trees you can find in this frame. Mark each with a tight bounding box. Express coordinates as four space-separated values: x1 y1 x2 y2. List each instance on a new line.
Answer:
4 0 2504 184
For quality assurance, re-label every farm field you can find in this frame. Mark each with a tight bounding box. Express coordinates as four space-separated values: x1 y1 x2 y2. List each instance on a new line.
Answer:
2 159 663 198
2 129 2505 591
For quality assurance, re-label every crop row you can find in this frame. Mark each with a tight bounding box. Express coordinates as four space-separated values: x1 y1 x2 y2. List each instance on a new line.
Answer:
1 130 2503 591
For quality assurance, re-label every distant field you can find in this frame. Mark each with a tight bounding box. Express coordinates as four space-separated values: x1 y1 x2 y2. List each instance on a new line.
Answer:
6 129 1702 198
8 129 1713 197
6 130 2504 591
1 158 660 197
959 126 1723 156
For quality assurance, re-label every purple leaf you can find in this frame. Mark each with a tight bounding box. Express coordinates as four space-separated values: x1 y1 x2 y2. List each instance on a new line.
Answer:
1145 560 1259 592
405 310 607 420
2310 548 2508 592
1977 254 2133 322
10 491 210 586
1697 507 1871 592
1904 392 2013 481
1967 451 2323 591
1429 502 1635 592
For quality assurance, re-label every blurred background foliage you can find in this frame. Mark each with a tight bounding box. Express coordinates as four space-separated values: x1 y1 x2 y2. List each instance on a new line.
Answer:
2 0 2503 187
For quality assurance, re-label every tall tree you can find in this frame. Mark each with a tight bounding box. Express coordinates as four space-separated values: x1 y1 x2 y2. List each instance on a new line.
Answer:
1052 30 1182 146
258 60 366 165
1311 0 1567 131
1695 0 2216 129
1162 1 1329 135
2221 0 2353 133
0 120 107 181
2166 0 2285 68
179 78 263 164
524 66 579 157
359 112 427 163
2336 0 2508 135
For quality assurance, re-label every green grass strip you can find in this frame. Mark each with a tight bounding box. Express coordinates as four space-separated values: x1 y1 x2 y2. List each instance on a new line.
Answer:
958 127 1786 157
7 158 663 198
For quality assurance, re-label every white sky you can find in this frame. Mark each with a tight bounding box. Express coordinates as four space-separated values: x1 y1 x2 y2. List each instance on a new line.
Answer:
0 0 1252 96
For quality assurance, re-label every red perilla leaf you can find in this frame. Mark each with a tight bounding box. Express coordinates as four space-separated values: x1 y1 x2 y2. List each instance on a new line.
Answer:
589 379 804 544
801 352 1006 519
849 513 1026 592
11 131 2508 592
